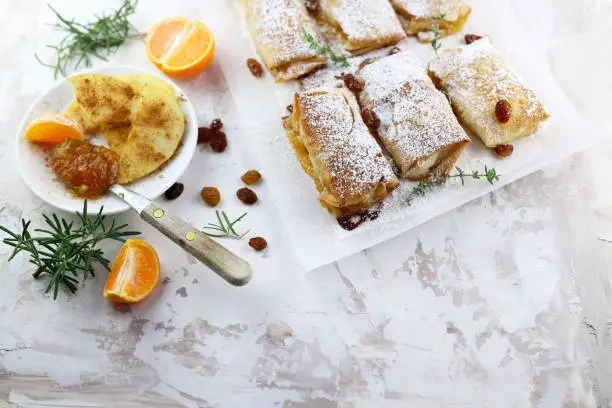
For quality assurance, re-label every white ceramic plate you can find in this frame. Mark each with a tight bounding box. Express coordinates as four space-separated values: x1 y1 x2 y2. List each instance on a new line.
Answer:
16 66 198 215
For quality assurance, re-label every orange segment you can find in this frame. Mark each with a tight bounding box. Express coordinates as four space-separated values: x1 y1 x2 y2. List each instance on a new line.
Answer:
23 113 84 144
146 18 215 79
103 239 161 304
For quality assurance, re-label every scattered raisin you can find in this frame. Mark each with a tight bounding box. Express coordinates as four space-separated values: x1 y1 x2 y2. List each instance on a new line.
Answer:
237 187 258 205
164 182 184 200
249 237 268 252
361 108 381 131
358 58 376 69
286 104 294 113
210 118 223 131
495 99 512 124
493 144 514 158
342 73 364 94
241 170 262 185
464 34 483 45
247 58 264 77
209 131 228 153
201 187 221 206
304 0 319 13
198 127 212 144
388 46 402 55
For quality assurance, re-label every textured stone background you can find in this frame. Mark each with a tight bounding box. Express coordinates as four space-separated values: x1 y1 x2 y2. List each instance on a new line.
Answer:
1 0 612 406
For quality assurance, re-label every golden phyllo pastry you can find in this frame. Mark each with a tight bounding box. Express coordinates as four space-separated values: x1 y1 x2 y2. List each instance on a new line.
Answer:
428 37 550 148
357 53 470 180
283 87 399 217
314 0 405 55
390 0 471 42
241 0 327 81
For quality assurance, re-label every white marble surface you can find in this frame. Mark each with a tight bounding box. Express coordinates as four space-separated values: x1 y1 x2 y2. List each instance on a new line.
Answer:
1 0 612 407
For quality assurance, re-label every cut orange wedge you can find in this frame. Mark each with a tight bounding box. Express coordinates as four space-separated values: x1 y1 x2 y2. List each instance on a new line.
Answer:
146 17 215 79
103 239 161 304
23 113 85 144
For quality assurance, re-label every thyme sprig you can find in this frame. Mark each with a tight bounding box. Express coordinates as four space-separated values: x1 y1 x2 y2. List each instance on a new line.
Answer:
302 28 350 67
0 201 140 300
35 0 142 79
408 166 500 205
202 211 249 239
430 14 447 55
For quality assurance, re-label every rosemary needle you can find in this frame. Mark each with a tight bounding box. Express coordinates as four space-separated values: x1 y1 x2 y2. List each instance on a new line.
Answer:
202 211 249 239
0 200 140 300
35 0 143 79
407 166 500 205
302 28 350 68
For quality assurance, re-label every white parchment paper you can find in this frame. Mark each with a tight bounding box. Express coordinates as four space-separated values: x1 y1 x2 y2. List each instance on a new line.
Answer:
205 0 603 270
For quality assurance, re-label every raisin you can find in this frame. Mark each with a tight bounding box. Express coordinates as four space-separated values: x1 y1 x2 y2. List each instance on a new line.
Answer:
249 237 268 252
198 127 212 144
361 108 381 131
201 187 221 206
337 215 363 231
358 58 376 69
495 99 512 124
247 58 264 77
210 118 223 131
237 187 258 205
209 131 228 153
241 170 262 185
493 144 514 158
342 73 364 94
287 104 294 113
388 46 402 55
464 34 483 45
304 0 319 13
164 182 184 200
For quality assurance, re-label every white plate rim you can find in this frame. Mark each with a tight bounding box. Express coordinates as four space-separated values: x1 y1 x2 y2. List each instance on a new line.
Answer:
16 65 198 215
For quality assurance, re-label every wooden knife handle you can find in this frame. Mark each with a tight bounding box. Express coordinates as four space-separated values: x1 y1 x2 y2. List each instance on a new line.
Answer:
141 203 253 286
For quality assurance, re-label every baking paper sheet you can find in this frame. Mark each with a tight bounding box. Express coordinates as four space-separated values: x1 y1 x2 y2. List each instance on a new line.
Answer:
204 0 603 270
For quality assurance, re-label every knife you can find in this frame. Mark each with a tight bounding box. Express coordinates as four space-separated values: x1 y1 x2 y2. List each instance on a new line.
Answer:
110 184 252 286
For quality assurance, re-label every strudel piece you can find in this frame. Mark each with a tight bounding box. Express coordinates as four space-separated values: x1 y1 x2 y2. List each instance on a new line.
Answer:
314 0 405 55
283 87 399 217
357 52 470 180
390 0 471 42
428 37 550 148
241 0 327 81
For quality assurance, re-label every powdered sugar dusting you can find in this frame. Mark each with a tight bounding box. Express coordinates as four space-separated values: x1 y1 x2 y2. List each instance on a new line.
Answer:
358 52 469 169
428 37 549 146
298 87 396 201
391 0 469 20
244 0 321 70
318 0 405 50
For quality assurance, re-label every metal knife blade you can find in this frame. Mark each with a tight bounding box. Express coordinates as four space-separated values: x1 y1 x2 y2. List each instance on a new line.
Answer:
110 184 151 214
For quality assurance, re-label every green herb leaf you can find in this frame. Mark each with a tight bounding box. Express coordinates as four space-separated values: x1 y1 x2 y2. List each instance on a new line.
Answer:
407 167 501 205
35 0 143 79
0 200 140 300
202 211 249 239
302 27 350 67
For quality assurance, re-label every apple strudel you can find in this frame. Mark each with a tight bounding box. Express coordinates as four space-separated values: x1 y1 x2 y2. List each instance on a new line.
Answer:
314 0 405 55
428 37 550 148
283 87 399 217
241 0 327 81
390 0 471 42
357 52 470 180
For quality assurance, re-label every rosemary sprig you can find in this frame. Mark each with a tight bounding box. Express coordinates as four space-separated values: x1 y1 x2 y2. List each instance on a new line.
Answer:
407 166 500 205
430 13 447 55
202 211 249 239
0 201 140 300
35 0 142 79
449 166 500 186
302 28 350 68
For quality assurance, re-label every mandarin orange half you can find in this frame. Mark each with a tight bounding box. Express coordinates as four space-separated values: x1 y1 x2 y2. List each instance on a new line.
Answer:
103 239 161 304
